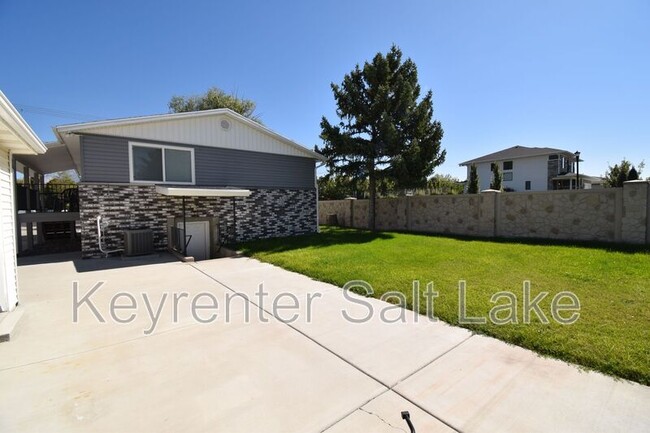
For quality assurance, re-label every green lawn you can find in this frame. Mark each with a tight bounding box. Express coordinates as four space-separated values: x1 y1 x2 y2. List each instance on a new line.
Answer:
239 227 650 385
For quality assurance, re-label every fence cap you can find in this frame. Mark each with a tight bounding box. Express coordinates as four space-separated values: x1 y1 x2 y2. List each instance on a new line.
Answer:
480 189 502 194
623 180 650 185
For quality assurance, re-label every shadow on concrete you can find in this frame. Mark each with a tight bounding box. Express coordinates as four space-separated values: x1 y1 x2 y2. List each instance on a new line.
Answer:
18 251 180 272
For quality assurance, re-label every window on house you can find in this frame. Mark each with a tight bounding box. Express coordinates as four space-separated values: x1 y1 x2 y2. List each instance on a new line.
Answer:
130 143 195 184
503 172 513 181
525 181 531 190
503 161 513 170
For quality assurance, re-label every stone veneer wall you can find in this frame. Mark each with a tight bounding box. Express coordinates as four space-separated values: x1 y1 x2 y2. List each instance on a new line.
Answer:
79 183 317 258
318 181 650 245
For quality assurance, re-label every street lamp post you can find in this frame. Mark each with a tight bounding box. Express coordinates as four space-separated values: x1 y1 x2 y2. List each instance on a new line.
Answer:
574 151 581 190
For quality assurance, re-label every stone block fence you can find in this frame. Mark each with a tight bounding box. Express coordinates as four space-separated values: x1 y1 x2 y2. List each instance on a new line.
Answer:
318 180 650 245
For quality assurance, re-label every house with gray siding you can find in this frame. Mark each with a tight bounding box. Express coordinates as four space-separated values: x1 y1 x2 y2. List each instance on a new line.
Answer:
50 109 325 259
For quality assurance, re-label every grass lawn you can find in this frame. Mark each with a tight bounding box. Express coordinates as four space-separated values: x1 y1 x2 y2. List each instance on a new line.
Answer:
239 226 650 385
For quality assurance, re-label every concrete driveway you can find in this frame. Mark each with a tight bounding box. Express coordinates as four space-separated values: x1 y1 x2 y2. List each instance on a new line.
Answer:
1 253 649 432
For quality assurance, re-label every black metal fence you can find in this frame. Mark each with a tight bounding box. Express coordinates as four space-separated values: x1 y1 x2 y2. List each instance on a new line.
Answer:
16 183 79 212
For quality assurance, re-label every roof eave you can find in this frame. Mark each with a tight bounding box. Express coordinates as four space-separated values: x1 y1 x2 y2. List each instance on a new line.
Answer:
54 108 326 161
0 90 47 155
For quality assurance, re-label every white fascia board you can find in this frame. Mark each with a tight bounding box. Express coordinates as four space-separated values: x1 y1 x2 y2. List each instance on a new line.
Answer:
0 90 47 154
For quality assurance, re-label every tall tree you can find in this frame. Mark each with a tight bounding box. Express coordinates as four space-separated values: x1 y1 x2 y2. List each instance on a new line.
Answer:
317 45 445 230
490 163 503 190
604 159 644 187
468 164 479 194
168 87 260 123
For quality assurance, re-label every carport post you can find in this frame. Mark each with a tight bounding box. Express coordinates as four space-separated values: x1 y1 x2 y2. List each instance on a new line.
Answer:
182 196 187 256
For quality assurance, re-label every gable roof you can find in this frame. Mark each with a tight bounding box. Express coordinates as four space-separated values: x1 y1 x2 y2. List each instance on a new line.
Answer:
0 90 47 155
459 145 575 166
54 108 325 173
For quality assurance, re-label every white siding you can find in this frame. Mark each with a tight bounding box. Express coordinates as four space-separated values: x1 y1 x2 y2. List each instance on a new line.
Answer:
0 149 17 311
78 115 311 159
467 155 550 192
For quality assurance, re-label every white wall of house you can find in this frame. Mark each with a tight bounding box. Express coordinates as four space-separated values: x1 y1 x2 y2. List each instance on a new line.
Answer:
466 155 551 192
0 149 17 311
0 90 47 312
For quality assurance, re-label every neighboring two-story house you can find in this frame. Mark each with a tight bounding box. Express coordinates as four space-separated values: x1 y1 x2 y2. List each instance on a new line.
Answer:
460 145 602 192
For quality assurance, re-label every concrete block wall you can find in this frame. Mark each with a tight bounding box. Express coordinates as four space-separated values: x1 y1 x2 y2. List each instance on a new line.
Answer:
80 183 317 258
318 181 650 245
495 189 621 242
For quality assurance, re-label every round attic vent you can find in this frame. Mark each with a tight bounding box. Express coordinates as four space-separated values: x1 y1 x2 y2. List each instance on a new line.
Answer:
220 119 231 130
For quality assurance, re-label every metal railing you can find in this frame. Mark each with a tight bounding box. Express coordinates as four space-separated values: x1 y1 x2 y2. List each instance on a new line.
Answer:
16 183 79 212
169 226 192 256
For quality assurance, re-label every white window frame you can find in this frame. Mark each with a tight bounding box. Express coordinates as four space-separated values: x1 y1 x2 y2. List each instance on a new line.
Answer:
129 142 195 185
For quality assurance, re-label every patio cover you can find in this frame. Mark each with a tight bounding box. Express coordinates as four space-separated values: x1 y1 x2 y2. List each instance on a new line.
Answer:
154 186 251 197
14 141 76 174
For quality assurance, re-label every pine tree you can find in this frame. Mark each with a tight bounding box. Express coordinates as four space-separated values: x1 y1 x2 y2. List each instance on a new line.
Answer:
490 163 503 190
468 164 479 194
318 45 445 230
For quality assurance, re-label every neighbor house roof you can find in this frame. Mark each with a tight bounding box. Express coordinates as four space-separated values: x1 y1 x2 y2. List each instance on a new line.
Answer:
0 90 47 155
459 145 575 166
53 108 325 174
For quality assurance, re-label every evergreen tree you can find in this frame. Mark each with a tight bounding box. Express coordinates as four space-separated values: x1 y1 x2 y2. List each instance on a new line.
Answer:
490 163 503 190
468 164 479 194
604 159 644 187
318 45 445 230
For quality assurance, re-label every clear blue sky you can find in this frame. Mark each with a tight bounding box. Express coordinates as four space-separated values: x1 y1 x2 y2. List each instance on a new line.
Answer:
1 0 648 179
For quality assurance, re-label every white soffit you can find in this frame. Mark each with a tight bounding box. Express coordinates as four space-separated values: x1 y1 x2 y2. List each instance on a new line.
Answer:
155 186 252 197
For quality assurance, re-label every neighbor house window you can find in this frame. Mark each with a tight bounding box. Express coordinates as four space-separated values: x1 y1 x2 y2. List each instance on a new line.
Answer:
525 181 531 190
503 161 513 170
503 172 513 181
129 142 195 184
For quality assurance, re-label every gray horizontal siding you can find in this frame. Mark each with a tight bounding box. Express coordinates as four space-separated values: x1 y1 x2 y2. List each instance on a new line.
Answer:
80 134 316 188
194 147 314 188
81 135 130 183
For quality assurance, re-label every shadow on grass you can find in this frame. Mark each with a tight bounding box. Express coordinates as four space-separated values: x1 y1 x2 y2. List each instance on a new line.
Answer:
403 230 650 254
239 225 650 255
238 226 394 254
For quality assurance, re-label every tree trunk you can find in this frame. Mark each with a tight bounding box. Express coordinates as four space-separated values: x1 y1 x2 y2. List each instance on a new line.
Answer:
368 161 376 231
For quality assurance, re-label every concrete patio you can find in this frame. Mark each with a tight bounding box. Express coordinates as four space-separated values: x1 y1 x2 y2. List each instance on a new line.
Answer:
1 253 649 432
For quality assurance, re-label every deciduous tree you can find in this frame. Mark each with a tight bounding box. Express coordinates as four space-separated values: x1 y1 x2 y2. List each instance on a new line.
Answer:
169 87 260 123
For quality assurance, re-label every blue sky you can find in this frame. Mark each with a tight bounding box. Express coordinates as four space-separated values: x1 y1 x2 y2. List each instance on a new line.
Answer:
1 0 648 179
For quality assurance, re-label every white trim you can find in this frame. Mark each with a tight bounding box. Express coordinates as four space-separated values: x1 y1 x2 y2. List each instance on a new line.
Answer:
155 185 251 197
128 142 195 185
55 108 326 161
0 90 47 154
